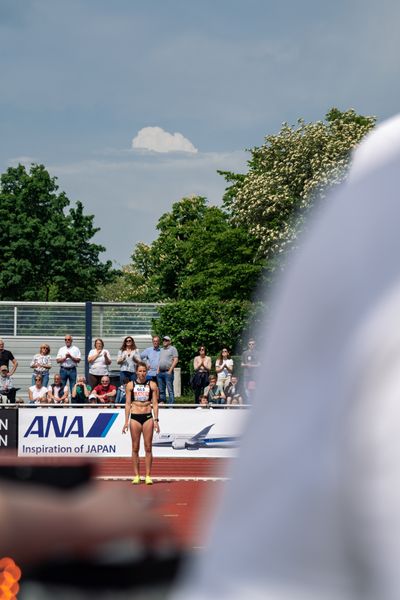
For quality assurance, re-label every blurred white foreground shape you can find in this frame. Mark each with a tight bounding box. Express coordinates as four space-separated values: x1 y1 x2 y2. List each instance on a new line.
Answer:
173 114 400 600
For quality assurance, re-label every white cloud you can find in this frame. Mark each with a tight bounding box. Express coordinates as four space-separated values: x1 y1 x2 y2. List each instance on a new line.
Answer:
132 126 198 154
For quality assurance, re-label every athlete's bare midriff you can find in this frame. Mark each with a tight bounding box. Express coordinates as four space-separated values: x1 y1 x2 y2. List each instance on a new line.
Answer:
131 400 152 415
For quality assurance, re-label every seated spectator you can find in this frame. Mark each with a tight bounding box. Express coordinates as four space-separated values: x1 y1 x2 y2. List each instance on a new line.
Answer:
0 366 18 403
204 374 226 405
30 343 52 387
28 375 48 404
196 394 213 410
71 375 92 405
115 376 129 406
89 375 116 406
224 375 243 405
191 345 211 403
87 338 112 389
47 374 69 404
230 396 241 406
215 348 234 391
0 339 18 376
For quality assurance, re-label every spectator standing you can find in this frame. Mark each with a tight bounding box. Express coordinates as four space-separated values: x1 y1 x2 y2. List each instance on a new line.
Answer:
117 336 140 384
0 339 18 376
71 375 92 405
87 338 112 388
30 344 52 387
89 375 116 405
48 374 69 404
192 346 211 403
57 335 81 391
157 336 179 405
0 366 17 403
28 375 48 404
140 336 161 382
241 339 260 401
215 348 234 391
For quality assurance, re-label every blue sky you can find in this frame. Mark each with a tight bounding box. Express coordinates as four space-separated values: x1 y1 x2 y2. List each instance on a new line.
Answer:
1 0 400 265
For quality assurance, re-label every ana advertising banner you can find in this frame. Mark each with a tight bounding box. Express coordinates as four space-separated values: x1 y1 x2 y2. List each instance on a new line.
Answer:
19 409 131 458
152 407 248 458
0 408 18 452
18 408 249 458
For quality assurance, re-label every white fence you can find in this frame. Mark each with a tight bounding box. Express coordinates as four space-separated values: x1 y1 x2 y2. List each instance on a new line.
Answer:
0 301 167 401
0 301 161 337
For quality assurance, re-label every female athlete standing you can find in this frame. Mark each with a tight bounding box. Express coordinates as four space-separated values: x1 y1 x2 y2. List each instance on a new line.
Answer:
123 362 160 484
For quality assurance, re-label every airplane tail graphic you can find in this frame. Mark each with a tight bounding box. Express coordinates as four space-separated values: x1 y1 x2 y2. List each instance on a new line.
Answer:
189 424 214 441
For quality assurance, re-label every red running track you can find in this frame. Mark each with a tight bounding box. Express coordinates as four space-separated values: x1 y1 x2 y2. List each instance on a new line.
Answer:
102 479 226 550
95 456 231 479
96 457 231 550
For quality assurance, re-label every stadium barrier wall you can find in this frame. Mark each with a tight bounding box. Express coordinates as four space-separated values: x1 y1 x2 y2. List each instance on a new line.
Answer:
0 408 18 452
17 407 249 459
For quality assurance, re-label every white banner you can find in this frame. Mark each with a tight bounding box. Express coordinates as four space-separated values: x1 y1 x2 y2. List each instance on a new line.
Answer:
18 408 249 458
19 409 131 457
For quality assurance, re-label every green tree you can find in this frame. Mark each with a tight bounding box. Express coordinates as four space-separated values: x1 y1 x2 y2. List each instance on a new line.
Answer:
152 298 265 388
0 163 112 301
221 108 376 261
97 264 151 302
127 196 265 302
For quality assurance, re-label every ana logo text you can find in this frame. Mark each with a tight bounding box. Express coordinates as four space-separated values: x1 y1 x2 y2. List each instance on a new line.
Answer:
24 413 118 438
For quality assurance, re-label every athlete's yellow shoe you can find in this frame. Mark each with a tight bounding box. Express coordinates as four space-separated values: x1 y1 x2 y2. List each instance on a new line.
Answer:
131 475 141 485
145 475 153 485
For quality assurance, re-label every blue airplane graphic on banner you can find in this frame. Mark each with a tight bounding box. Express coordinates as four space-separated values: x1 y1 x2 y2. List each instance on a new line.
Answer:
153 424 240 450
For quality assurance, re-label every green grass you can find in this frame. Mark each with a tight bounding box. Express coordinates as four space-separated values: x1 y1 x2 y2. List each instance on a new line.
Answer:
173 390 196 404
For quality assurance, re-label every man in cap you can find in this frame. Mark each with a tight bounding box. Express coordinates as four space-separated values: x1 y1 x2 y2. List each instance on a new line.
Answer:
157 336 178 404
0 366 17 403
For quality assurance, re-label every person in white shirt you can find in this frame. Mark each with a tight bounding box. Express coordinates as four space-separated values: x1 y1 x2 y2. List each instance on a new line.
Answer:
56 334 81 391
87 338 112 388
215 348 234 391
28 374 48 404
30 343 52 387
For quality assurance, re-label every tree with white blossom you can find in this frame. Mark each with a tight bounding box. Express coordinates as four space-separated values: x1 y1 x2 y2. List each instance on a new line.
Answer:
220 108 376 263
